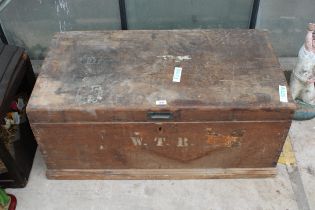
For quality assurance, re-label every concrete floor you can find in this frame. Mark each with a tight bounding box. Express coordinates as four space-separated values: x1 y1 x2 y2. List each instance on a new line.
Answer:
4 118 314 210
290 119 315 209
5 58 315 210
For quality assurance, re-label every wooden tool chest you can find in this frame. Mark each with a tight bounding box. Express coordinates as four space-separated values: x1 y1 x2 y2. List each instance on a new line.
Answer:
27 30 296 179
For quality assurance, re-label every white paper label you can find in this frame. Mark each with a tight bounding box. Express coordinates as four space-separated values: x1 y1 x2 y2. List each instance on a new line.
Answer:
156 100 167 105
173 67 182 82
279 85 288 103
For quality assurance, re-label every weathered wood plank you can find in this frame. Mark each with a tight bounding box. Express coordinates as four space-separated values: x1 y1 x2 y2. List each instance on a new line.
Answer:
27 30 296 123
47 168 277 179
31 121 290 170
27 30 294 179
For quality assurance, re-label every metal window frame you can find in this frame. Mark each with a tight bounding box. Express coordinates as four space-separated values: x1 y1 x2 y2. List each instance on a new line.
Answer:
0 0 260 44
118 0 128 30
0 23 7 44
117 0 260 30
249 0 260 29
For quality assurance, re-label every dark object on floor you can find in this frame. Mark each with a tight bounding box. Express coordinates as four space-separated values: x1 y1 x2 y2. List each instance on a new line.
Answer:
0 42 37 188
293 99 315 120
28 30 296 179
7 194 17 210
0 188 16 210
283 70 315 120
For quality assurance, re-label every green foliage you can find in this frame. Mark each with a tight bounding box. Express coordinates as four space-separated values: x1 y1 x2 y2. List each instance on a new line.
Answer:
0 188 9 207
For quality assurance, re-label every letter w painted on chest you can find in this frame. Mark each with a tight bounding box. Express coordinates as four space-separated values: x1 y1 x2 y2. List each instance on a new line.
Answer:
130 136 143 146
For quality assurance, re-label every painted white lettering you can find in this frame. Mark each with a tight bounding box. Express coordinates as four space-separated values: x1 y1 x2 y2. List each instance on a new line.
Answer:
131 136 143 146
177 137 189 147
154 137 166 146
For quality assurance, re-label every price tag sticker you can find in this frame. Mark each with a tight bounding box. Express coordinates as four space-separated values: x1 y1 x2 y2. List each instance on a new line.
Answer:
156 100 167 105
173 67 182 82
279 85 288 103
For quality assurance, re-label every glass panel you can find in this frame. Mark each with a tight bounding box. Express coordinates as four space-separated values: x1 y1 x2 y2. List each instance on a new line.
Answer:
0 0 121 59
256 0 315 57
126 0 254 29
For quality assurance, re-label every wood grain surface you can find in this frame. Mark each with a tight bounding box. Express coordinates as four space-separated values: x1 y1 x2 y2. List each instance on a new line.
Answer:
46 168 277 180
27 30 295 179
27 30 295 123
32 122 290 170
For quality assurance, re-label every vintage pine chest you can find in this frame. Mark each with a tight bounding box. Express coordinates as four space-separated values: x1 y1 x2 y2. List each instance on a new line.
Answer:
27 30 296 179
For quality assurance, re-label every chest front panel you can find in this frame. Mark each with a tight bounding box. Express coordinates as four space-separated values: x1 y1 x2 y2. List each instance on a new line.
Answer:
32 121 290 170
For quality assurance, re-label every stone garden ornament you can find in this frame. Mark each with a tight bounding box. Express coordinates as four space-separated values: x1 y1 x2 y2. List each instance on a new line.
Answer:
290 23 315 120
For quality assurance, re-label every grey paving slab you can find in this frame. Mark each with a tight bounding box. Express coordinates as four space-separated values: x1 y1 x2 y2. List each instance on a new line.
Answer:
278 57 298 71
290 118 315 209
